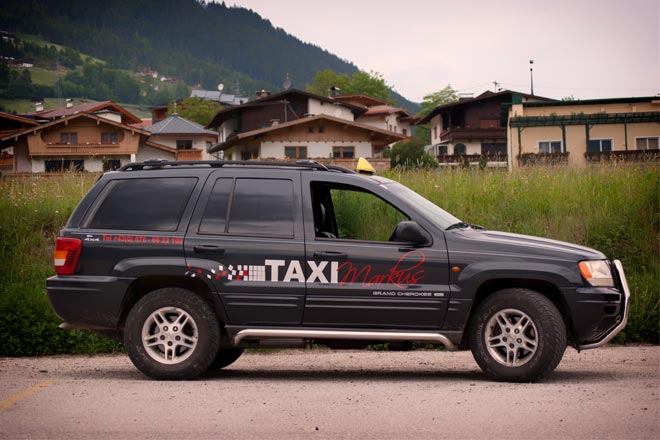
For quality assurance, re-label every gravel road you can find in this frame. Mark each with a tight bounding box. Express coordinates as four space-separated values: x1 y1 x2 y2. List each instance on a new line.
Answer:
1 345 658 439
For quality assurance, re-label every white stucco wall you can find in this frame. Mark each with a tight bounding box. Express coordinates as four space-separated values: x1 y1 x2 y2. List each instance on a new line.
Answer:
358 118 387 131
136 145 176 162
148 136 215 151
430 114 443 144
219 119 238 142
30 155 132 172
260 140 372 159
308 99 354 121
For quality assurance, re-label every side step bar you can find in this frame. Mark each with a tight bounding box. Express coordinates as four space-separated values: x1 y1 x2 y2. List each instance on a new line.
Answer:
232 329 458 351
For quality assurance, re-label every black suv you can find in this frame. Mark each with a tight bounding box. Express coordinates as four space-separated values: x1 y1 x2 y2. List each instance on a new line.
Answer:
47 160 630 382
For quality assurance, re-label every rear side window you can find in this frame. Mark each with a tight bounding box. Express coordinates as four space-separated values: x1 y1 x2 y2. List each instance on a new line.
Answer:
87 178 197 231
223 178 294 237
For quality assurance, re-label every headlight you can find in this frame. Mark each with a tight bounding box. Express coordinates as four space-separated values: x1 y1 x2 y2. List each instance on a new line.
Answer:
578 260 614 287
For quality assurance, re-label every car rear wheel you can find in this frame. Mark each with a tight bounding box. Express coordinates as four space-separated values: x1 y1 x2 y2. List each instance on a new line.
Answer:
469 288 567 382
124 288 220 380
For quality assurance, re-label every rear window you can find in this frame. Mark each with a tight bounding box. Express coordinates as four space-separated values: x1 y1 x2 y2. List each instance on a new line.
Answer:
86 177 197 231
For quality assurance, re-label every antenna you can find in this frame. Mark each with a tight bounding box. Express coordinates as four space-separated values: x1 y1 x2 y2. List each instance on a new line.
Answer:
217 83 224 92
283 73 292 90
493 80 499 92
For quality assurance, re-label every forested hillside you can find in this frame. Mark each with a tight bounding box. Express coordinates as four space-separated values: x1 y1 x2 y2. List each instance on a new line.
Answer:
0 0 418 111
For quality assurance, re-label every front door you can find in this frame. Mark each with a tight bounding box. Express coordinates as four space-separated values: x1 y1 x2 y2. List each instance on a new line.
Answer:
301 175 450 330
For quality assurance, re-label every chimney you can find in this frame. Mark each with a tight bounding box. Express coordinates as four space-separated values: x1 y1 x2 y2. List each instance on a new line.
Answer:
35 102 44 112
256 90 271 99
65 98 73 108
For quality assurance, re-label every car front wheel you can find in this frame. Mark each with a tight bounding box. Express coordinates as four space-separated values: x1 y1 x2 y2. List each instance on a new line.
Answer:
469 288 567 382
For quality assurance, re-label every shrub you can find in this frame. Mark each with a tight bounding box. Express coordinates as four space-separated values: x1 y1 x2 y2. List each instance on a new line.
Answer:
389 139 438 169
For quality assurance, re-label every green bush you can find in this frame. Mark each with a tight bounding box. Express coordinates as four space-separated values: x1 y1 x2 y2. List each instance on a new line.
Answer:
389 139 438 169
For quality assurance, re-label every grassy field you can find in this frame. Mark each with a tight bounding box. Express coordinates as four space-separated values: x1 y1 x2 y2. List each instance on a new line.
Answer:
16 66 59 86
17 33 106 65
0 164 657 356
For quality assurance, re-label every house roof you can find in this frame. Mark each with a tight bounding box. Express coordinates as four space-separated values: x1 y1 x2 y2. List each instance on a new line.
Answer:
0 112 151 142
131 119 153 129
144 139 177 154
331 94 389 108
209 114 405 153
0 111 40 126
145 114 217 137
190 89 248 106
513 96 660 108
0 111 40 140
206 89 368 128
417 90 556 125
29 101 142 124
361 105 411 118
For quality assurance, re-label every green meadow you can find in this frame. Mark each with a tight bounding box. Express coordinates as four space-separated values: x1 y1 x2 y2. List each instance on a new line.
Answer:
0 164 657 356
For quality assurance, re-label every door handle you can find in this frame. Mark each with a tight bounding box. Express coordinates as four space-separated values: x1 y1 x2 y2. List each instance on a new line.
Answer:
193 245 225 254
314 251 347 260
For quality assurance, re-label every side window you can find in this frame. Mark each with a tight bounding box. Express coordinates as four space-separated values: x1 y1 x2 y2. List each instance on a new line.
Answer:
311 182 409 242
227 178 294 237
87 178 197 231
199 178 232 235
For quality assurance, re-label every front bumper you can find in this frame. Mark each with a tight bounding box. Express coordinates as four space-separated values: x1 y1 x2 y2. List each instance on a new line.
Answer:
579 260 631 349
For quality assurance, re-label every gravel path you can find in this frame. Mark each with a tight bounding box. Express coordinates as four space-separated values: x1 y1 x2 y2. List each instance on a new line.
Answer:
1 345 658 439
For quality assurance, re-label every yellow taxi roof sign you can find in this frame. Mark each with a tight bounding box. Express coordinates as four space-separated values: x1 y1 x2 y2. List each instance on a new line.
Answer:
356 157 376 175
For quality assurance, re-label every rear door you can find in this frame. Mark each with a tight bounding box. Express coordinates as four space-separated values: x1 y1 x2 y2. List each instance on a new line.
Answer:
185 169 306 326
301 174 450 330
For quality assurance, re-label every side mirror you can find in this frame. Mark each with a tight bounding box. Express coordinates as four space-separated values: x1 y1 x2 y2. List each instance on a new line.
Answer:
394 221 432 247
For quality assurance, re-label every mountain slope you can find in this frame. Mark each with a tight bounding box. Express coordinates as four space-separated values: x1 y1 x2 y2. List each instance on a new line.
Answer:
0 0 418 112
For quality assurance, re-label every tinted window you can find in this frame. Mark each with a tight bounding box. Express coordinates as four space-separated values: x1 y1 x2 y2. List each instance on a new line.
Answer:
199 178 232 235
88 178 197 231
228 179 294 237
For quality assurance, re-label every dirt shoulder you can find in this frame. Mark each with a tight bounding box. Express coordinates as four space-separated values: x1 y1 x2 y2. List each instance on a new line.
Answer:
1 345 658 439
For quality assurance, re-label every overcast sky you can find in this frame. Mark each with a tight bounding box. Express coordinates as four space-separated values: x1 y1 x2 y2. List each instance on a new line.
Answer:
227 0 659 103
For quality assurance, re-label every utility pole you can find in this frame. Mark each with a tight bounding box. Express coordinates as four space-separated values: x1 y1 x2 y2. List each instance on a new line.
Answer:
529 60 534 96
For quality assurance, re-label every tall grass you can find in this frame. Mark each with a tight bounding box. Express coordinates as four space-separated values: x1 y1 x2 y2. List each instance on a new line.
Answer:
0 164 657 356
0 173 121 355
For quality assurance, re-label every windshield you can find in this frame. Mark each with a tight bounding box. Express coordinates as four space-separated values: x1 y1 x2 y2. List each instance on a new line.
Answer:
380 179 461 230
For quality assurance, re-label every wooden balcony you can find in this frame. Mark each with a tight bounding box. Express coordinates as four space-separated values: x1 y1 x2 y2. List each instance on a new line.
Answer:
517 152 570 166
584 149 659 163
176 149 203 161
437 153 507 165
439 127 506 143
0 156 12 168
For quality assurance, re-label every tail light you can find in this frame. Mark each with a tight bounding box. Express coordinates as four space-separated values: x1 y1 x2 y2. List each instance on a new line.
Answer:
54 237 82 275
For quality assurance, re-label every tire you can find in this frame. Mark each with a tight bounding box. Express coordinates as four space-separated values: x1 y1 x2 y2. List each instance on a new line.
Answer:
208 348 244 370
469 288 567 383
124 288 220 380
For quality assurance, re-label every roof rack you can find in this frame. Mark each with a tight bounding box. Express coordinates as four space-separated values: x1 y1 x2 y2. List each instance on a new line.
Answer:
118 159 356 174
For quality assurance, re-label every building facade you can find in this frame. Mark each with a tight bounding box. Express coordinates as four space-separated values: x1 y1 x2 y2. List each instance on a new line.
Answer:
507 97 660 168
